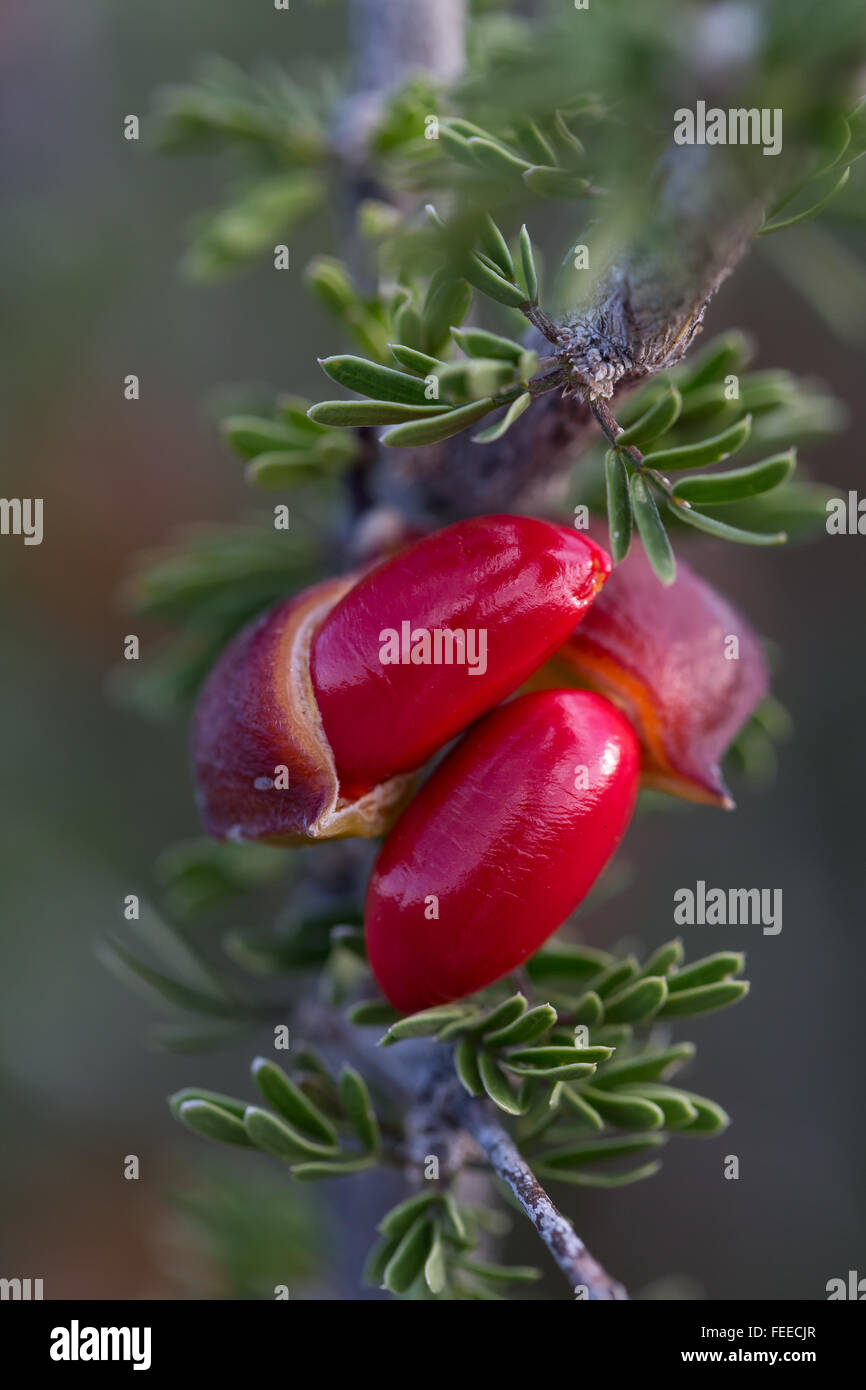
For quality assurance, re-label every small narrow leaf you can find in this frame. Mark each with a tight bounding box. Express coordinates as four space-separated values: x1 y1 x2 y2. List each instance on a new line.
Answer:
389 343 445 375
657 980 749 1018
591 1043 695 1090
379 1191 437 1239
434 358 517 401
177 1099 255 1148
473 994 528 1036
339 1065 380 1152
484 1004 558 1048
603 976 668 1024
451 327 524 362
642 415 752 471
382 397 495 447
535 1160 661 1188
667 953 745 992
615 385 682 447
466 136 531 176
571 991 604 1026
292 1157 374 1180
363 1235 400 1288
559 1086 605 1130
308 400 450 427
604 449 633 563
455 1038 485 1096
243 1105 339 1160
169 1088 247 1121
631 474 676 586
676 1093 731 1135
503 1046 611 1068
251 1058 338 1145
95 938 239 1018
679 331 753 390
757 165 850 235
672 451 795 505
424 1226 448 1295
525 944 611 983
670 502 786 545
221 416 302 459
478 1053 525 1114
422 274 473 355
539 1134 666 1168
523 165 591 197
633 1085 699 1127
318 355 430 405
638 939 684 977
518 224 538 302
460 1260 541 1283
473 390 531 443
480 215 514 279
383 1005 475 1042
383 1218 434 1295
581 1087 666 1130
460 254 527 308
348 999 403 1027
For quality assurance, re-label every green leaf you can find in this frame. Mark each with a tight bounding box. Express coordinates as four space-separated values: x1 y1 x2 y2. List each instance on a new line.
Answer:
633 1085 699 1128
383 1218 434 1295
389 343 445 375
603 976 667 1024
379 1191 437 1239
518 224 539 301
454 1038 485 1096
670 502 786 546
667 953 745 992
318 355 430 405
466 135 531 176
515 117 557 165
630 474 676 586
657 980 749 1018
363 1235 400 1288
347 999 403 1027
243 1105 339 1160
460 1260 541 1283
424 1226 448 1294
522 165 591 197
473 391 531 443
305 255 358 316
169 1087 247 1121
592 1043 695 1090
95 937 239 1018
221 415 304 459
757 165 850 235
177 1099 256 1148
525 944 611 983
383 1005 475 1042
451 327 524 362
592 957 640 998
676 1093 730 1136
616 385 682 447
672 451 795 505
434 358 518 401
291 1157 375 1180
678 331 754 390
642 415 752 471
638 939 684 977
535 1161 662 1188
472 994 528 1036
559 1086 605 1130
604 449 633 563
570 991 604 1026
422 274 473 355
480 215 514 279
382 397 496 447
251 1058 339 1146
478 1053 525 1114
308 400 450 427
442 1193 469 1244
339 1066 380 1152
484 1004 558 1048
539 1134 666 1168
581 1087 666 1130
458 253 527 308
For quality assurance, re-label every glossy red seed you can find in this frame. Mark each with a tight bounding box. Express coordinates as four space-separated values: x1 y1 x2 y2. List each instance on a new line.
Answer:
365 689 640 1013
310 515 610 799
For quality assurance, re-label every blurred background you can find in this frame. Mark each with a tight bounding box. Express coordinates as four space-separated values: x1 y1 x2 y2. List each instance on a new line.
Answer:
1 0 864 1300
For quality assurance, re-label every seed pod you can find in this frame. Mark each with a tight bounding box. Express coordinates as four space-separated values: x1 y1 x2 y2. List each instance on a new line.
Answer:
310 516 610 799
194 517 611 841
550 537 769 807
365 690 640 1012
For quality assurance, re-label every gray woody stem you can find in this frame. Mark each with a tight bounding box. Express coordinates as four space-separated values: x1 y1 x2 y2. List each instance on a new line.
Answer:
451 1090 629 1300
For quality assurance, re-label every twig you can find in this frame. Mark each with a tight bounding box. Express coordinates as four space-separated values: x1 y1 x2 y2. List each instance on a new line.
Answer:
590 397 689 509
451 1089 629 1300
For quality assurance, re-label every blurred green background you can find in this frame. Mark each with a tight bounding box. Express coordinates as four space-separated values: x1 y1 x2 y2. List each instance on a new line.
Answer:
1 0 864 1299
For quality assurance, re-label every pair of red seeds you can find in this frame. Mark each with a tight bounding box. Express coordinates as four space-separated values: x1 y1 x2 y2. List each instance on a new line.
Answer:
195 517 641 1013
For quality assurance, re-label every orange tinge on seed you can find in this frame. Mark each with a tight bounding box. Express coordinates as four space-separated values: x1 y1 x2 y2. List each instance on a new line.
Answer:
546 540 769 808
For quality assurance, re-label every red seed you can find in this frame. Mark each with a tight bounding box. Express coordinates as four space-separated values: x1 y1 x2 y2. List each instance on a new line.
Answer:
311 515 610 798
365 689 640 1013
